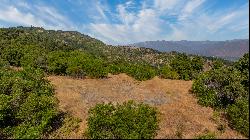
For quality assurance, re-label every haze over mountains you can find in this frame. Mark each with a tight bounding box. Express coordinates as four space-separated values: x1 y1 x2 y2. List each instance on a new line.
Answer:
129 39 249 61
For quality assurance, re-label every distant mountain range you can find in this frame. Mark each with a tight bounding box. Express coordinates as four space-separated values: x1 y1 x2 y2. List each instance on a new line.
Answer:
129 39 249 61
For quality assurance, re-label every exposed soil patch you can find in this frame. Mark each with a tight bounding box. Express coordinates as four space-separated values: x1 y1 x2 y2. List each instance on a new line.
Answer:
47 74 244 139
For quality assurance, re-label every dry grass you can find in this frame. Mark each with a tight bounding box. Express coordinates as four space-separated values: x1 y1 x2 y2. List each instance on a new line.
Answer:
47 73 245 139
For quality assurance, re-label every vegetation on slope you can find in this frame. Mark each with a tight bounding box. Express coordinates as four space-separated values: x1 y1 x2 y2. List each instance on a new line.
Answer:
0 26 230 81
0 26 248 138
192 53 249 137
0 66 58 139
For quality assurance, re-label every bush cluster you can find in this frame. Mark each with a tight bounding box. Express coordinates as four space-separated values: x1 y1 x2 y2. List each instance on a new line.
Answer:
159 65 179 79
0 67 58 139
170 53 204 80
1 42 207 81
192 53 249 137
108 62 157 81
86 101 159 139
226 98 249 136
47 51 108 78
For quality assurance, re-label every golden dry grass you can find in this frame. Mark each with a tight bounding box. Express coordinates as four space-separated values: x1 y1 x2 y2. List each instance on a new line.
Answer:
47 74 245 139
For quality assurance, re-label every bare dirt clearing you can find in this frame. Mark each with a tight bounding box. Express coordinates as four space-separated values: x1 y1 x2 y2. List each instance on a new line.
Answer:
47 74 244 139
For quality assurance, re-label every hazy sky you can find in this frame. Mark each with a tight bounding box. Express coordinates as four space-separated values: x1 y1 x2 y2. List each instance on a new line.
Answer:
0 0 249 45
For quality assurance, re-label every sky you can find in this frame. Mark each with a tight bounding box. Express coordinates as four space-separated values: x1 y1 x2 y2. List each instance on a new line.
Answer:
0 0 249 45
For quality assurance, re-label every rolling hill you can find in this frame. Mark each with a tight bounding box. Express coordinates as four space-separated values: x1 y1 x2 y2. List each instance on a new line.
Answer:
0 26 248 139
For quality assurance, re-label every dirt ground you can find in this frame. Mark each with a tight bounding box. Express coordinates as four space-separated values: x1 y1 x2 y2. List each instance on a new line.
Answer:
47 74 245 139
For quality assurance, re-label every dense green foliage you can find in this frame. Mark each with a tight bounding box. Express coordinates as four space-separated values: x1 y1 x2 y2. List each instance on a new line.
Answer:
211 59 224 70
86 101 158 139
170 54 204 80
159 65 179 79
226 98 249 136
0 43 205 81
0 67 59 139
107 62 157 81
0 27 222 81
192 53 249 137
46 50 108 78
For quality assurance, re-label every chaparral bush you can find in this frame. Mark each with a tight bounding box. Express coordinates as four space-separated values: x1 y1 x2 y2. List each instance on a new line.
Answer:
192 53 249 137
0 67 59 139
86 101 159 139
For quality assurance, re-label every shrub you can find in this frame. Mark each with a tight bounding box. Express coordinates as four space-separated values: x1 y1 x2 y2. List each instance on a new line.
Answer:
47 51 69 75
108 64 123 75
66 66 86 78
192 53 249 137
192 67 247 108
234 53 249 92
47 50 108 78
234 53 249 74
226 98 249 137
170 54 193 80
86 101 159 139
20 45 48 69
159 65 179 79
125 64 157 81
212 60 224 70
195 132 216 139
80 59 108 78
170 54 204 80
192 72 218 107
191 56 204 72
1 45 24 66
107 62 157 81
0 67 59 139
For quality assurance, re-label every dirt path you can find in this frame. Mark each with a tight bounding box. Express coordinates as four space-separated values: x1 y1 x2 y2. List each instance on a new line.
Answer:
47 74 244 139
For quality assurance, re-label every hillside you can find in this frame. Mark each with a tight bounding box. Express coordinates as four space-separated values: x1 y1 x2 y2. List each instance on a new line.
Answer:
0 26 230 67
0 26 174 67
0 27 248 139
0 26 234 81
129 39 249 61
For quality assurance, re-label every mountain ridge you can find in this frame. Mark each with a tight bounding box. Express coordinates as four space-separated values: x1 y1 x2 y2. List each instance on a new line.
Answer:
128 39 249 61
